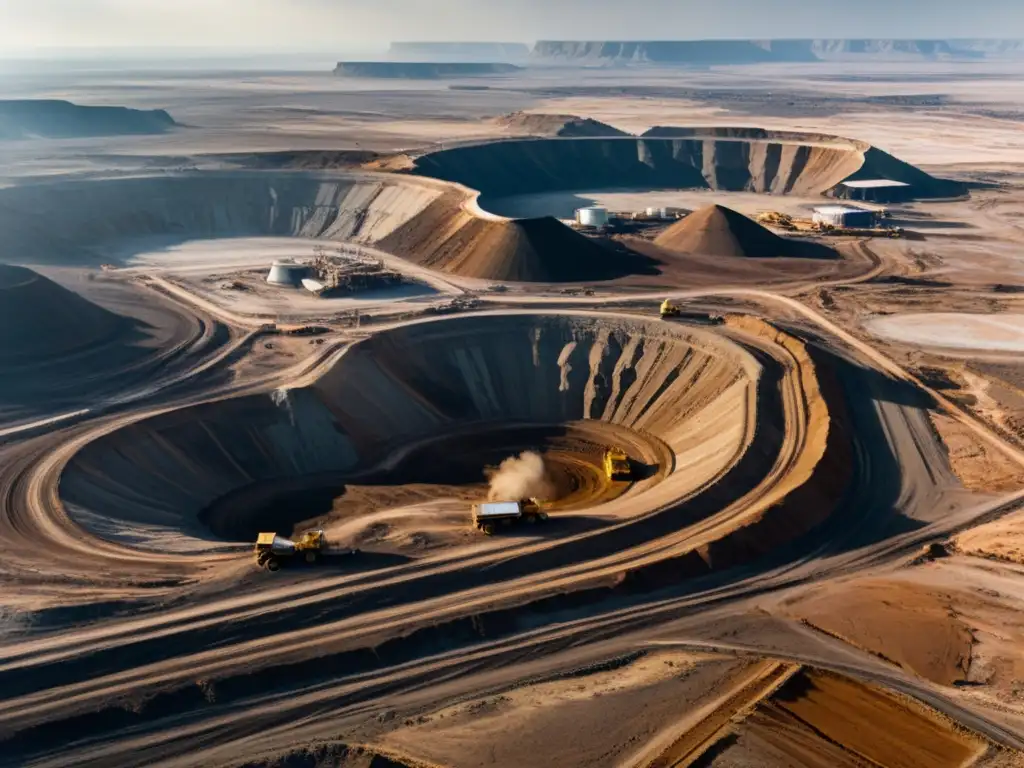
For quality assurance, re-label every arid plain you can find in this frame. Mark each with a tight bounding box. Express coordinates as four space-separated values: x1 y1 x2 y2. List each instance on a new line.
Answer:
3 48 1024 767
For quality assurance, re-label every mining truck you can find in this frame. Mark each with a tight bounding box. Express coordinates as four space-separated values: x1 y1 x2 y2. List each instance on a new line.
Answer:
472 499 548 535
660 298 682 319
604 447 632 481
254 528 357 570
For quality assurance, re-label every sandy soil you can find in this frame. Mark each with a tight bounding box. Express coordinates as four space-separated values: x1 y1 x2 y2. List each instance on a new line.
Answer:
956 514 1024 565
723 669 987 768
4 59 1024 768
782 579 973 686
654 204 811 258
383 651 737 768
930 411 1024 492
127 238 439 320
867 313 1024 353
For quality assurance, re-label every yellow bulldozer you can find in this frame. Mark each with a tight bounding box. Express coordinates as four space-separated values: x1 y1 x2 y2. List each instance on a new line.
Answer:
254 528 326 571
604 447 632 481
755 211 798 230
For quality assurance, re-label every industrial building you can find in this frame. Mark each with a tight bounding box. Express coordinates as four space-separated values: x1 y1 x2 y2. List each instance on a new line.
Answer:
811 205 877 229
266 260 310 286
836 179 912 203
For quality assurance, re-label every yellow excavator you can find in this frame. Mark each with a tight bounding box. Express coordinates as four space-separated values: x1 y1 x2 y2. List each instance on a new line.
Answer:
604 447 632 481
755 211 798 230
660 298 682 319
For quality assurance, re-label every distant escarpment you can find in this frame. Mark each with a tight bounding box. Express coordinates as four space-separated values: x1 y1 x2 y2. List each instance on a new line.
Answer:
532 39 1024 64
388 42 530 62
0 100 176 140
333 61 521 79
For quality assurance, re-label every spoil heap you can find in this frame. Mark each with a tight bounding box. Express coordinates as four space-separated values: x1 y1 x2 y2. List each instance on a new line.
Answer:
0 265 126 362
655 205 788 258
379 196 655 282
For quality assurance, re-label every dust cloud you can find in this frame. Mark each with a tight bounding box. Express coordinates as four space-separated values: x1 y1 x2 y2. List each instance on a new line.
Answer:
486 451 554 502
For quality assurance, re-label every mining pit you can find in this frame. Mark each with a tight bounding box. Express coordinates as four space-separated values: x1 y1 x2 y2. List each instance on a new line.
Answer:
2 64 1024 768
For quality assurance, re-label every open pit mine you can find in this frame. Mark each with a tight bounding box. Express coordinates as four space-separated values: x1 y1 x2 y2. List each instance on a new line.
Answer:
1 100 1023 768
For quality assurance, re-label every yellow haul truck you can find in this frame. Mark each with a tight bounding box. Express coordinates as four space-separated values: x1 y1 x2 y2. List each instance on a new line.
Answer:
660 298 682 319
254 528 359 571
472 499 548 535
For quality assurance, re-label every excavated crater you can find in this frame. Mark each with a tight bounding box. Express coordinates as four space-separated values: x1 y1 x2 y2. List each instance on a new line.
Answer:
59 313 759 552
0 128 959 287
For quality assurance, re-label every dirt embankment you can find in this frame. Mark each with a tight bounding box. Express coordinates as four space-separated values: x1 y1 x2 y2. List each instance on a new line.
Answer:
0 266 177 423
492 111 630 137
782 579 973 686
377 191 659 282
0 266 127 363
333 62 521 79
723 668 987 767
0 174 442 266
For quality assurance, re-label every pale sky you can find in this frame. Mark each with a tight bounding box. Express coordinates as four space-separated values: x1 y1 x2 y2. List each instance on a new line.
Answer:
1 0 1021 52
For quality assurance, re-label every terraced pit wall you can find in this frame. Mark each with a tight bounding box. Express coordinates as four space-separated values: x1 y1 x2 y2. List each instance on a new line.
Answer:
414 135 961 200
0 173 443 265
60 314 756 551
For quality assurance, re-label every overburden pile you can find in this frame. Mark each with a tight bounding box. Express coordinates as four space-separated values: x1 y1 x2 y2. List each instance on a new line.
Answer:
379 196 657 282
0 265 127 362
655 205 788 258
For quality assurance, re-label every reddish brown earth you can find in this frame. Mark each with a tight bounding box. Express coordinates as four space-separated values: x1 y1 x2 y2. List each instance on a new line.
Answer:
655 204 791 258
1 73 1024 768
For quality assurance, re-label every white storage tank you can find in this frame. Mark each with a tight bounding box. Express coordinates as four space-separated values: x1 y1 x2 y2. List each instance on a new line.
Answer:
266 260 310 286
812 205 876 229
576 206 609 227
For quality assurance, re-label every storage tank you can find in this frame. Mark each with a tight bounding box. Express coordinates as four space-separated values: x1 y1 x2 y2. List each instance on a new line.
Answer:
576 207 609 227
812 205 876 229
266 260 310 286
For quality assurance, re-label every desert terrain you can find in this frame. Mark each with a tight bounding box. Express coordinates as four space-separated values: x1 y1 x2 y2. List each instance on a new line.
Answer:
3 40 1024 768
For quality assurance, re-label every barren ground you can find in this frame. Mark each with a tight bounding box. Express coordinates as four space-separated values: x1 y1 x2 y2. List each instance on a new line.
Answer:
2 57 1024 768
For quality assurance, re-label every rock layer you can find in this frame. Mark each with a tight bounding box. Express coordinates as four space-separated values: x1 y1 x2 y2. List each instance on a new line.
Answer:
60 314 755 550
0 100 175 139
532 39 1024 63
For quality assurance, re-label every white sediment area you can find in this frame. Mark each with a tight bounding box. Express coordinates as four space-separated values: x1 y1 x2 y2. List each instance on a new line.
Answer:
866 313 1024 352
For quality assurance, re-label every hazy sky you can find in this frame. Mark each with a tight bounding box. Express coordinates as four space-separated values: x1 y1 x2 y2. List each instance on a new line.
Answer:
2 0 1022 52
